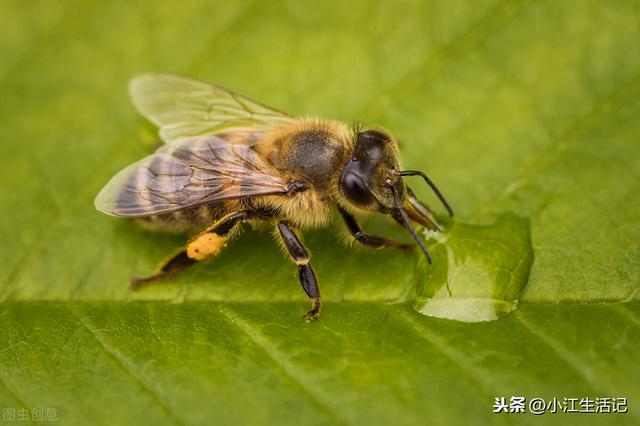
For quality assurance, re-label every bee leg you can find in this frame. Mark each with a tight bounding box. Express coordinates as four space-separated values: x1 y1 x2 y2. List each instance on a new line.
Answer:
131 210 256 288
338 206 413 251
276 221 321 322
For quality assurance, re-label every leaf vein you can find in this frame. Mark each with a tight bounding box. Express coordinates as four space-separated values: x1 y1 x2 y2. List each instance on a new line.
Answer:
65 304 186 426
390 308 496 398
513 309 640 421
0 373 30 411
487 72 640 214
218 306 346 425
368 0 526 105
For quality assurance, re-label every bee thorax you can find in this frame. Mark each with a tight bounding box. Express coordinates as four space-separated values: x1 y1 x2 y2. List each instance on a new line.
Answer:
259 119 353 192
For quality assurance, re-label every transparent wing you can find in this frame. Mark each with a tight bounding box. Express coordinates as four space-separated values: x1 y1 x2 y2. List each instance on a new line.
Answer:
95 135 291 218
129 73 292 143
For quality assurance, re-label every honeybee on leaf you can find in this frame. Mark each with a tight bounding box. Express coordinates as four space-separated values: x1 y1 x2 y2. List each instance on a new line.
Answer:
95 74 453 321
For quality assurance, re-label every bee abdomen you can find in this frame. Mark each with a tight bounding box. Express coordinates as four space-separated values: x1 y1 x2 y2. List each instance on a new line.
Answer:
136 203 225 233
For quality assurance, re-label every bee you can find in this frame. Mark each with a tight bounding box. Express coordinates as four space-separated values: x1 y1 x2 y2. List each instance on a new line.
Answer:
95 74 453 321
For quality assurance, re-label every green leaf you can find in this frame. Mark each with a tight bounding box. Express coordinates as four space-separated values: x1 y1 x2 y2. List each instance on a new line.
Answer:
1 0 639 425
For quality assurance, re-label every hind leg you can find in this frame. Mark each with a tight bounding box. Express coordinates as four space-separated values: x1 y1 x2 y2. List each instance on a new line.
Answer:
131 210 260 287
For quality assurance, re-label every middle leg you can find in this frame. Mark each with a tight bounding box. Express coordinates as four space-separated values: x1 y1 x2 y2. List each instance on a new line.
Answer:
276 221 321 322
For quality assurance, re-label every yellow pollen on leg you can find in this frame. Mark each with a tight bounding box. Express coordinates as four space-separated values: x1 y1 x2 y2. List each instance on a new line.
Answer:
186 233 227 261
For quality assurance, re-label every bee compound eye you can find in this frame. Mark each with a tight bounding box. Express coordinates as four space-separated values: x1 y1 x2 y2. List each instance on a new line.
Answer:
341 172 375 207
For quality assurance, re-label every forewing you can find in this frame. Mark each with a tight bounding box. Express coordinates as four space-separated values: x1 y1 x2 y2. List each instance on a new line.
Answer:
129 73 292 143
95 136 291 217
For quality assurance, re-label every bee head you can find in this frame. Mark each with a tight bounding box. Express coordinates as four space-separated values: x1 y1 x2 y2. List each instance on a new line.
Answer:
339 129 454 264
339 129 404 212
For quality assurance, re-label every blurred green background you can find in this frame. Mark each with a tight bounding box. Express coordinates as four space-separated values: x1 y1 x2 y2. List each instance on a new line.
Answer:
1 0 639 425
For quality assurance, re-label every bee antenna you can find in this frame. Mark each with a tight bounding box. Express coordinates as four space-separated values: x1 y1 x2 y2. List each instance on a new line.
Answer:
397 170 454 217
387 180 432 264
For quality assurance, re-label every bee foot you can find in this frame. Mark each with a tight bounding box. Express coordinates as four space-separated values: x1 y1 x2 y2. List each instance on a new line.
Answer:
396 243 414 251
303 297 321 322
130 273 165 289
303 308 320 323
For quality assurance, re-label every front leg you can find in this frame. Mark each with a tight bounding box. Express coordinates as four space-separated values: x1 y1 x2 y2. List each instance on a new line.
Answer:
338 206 413 250
276 221 321 322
